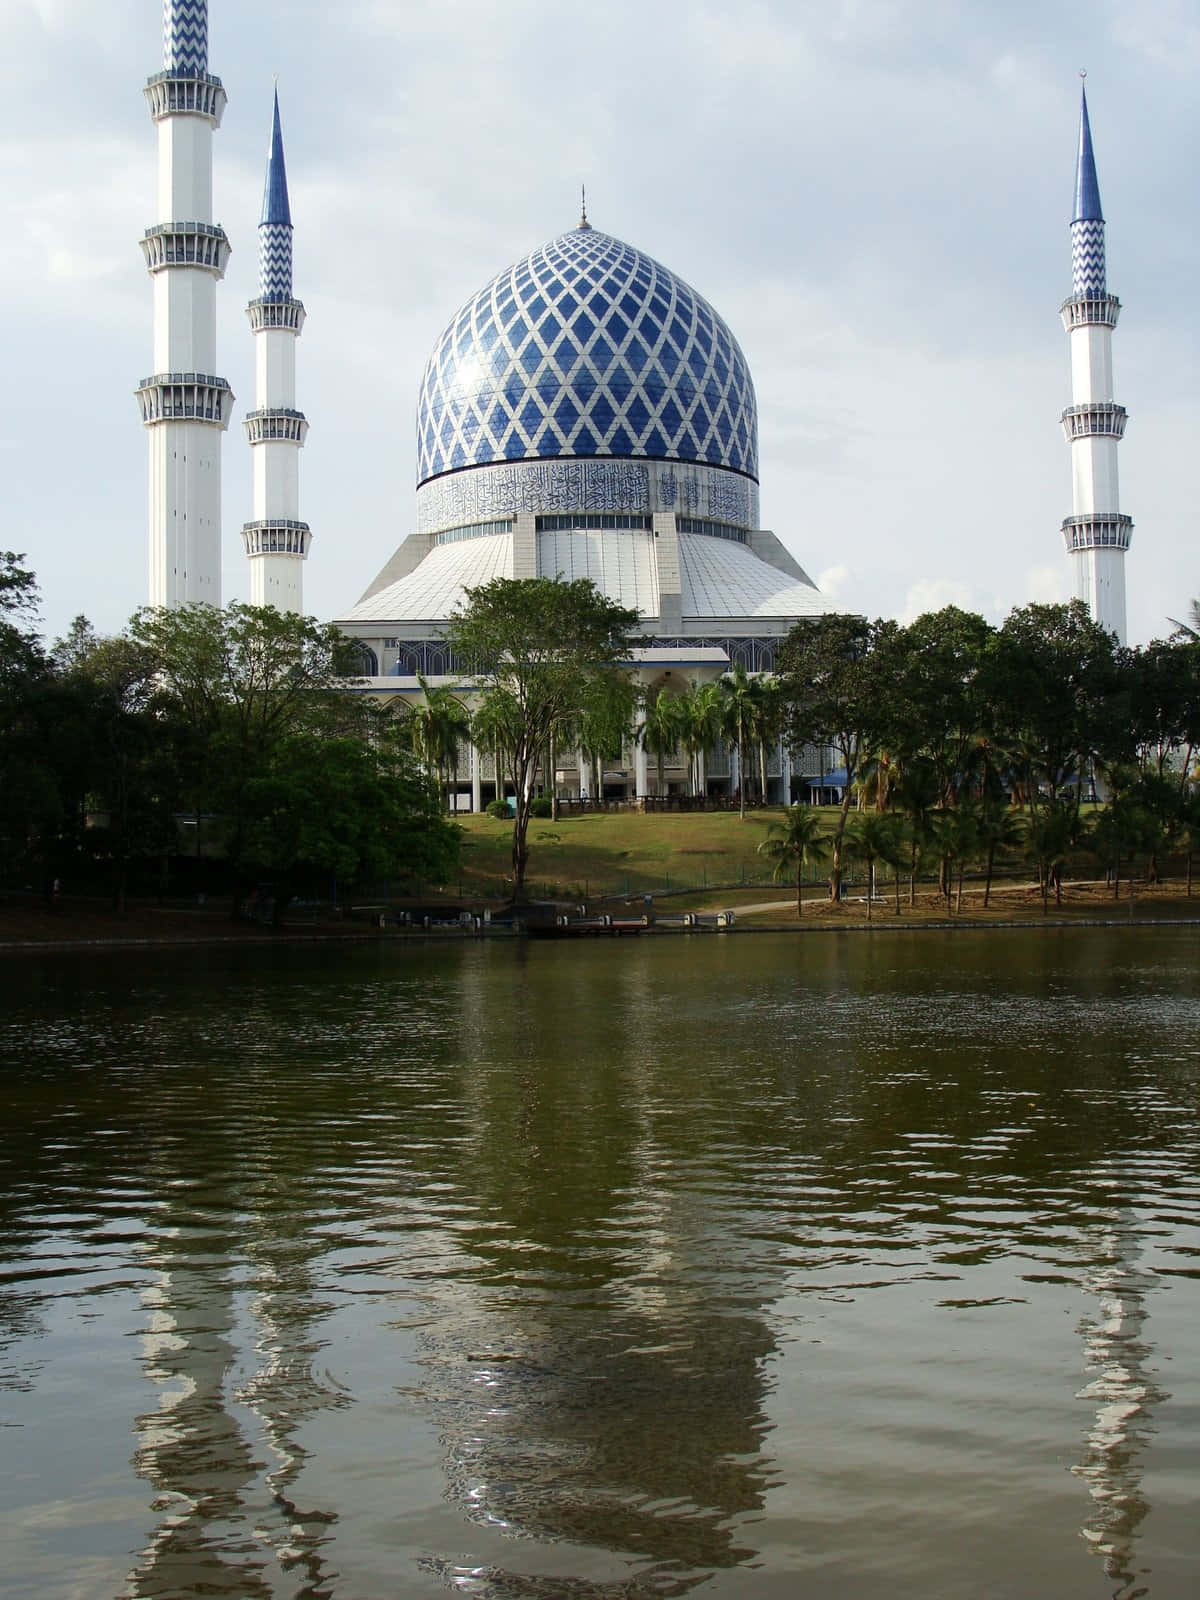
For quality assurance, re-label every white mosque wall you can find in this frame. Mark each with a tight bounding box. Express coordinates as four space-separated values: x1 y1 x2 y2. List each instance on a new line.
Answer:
415 458 760 537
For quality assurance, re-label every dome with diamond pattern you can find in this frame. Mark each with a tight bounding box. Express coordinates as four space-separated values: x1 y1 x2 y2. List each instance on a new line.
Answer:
416 225 758 487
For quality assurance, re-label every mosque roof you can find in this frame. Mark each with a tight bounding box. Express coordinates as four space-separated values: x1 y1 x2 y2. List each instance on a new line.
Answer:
1073 84 1103 224
261 88 292 227
416 226 758 488
340 527 826 629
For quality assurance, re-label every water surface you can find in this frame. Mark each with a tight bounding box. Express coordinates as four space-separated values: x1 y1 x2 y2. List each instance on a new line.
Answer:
1 930 1198 1598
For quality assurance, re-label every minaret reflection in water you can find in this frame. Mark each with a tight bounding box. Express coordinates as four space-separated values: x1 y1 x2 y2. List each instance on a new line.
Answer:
1072 1205 1168 1600
415 954 779 1596
126 1170 344 1597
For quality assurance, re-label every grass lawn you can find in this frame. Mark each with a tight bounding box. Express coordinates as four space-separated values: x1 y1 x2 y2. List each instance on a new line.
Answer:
443 806 1200 924
451 807 786 901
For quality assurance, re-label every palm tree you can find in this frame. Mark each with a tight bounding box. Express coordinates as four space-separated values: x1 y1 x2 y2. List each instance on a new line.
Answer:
844 813 904 923
895 757 939 906
1167 598 1200 641
471 687 521 809
410 673 471 811
719 662 761 820
930 803 981 915
977 793 1022 908
680 680 724 797
578 672 636 804
750 674 784 806
1025 802 1078 914
757 805 830 916
638 686 684 800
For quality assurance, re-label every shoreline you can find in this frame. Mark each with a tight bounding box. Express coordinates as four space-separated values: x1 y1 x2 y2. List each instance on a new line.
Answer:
3 912 1199 955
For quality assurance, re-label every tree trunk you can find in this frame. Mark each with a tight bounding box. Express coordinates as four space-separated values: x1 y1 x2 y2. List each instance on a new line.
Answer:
549 728 559 822
828 786 854 900
984 842 995 908
796 863 803 918
737 728 746 820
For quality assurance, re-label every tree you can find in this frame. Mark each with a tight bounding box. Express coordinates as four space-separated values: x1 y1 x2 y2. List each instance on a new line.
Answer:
977 793 1022 909
408 673 471 811
472 687 522 808
718 663 761 819
1025 802 1080 914
578 672 637 803
679 679 724 798
990 601 1129 814
1128 638 1200 792
50 624 176 909
844 812 905 922
447 578 639 899
894 756 940 906
0 555 60 885
638 686 684 798
757 805 830 916
874 607 994 805
1167 599 1200 642
242 732 460 925
777 614 886 899
750 674 785 805
130 603 366 907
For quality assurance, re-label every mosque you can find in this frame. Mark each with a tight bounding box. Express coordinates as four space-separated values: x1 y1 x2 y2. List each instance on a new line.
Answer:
137 3 1132 805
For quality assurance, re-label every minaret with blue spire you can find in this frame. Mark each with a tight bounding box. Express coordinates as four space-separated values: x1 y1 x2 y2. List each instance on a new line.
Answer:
242 89 312 613
1060 80 1131 642
137 0 233 608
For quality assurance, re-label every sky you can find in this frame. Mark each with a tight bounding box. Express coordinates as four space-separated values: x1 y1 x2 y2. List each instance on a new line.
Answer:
4 0 1199 648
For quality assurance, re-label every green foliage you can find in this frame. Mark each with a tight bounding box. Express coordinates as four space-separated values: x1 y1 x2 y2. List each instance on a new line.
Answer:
242 733 459 922
448 577 639 898
529 796 553 818
757 805 830 915
485 798 511 819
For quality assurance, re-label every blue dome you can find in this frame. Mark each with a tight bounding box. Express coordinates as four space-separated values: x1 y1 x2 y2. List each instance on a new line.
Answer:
416 226 758 487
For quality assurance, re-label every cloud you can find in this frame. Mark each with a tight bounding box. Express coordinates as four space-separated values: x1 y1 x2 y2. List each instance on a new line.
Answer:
900 578 976 625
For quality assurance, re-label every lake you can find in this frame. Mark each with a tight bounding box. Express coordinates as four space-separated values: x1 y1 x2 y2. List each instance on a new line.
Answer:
1 929 1198 1599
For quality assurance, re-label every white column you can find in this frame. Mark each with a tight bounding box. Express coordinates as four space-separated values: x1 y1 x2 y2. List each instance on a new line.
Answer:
634 741 648 799
471 743 482 813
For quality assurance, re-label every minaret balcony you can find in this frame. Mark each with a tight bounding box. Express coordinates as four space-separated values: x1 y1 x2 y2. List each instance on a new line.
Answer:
141 223 231 277
1060 403 1127 441
244 409 309 445
246 297 306 334
1061 514 1133 553
242 521 312 558
136 373 233 428
144 71 227 125
1060 294 1121 331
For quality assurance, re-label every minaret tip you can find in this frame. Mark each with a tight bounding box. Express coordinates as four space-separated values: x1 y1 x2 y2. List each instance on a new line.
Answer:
261 86 292 228
1073 78 1103 224
578 183 591 230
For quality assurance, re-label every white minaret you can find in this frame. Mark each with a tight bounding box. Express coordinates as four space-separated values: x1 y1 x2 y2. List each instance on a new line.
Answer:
137 0 233 608
1060 81 1131 643
242 90 311 613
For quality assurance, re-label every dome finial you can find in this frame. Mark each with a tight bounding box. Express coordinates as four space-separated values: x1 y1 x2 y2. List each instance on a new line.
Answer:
579 183 591 230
